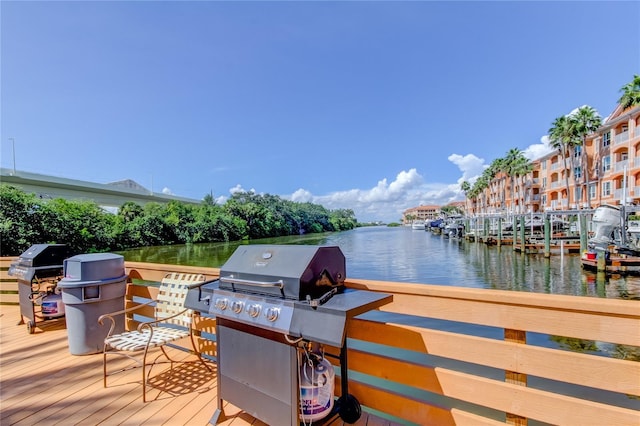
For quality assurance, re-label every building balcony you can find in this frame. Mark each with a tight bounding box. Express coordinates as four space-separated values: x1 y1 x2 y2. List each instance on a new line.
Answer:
550 199 568 209
614 159 629 173
614 131 629 145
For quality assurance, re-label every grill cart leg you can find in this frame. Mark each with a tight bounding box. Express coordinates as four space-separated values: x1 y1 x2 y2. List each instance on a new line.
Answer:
336 340 362 424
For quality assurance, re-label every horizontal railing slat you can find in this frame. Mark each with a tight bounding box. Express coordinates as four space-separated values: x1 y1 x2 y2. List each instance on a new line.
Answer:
0 282 18 292
345 379 457 425
372 291 639 347
432 369 639 425
0 293 19 304
348 318 640 396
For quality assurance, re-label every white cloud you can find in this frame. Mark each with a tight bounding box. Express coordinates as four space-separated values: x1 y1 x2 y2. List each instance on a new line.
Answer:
229 184 256 194
447 153 485 184
224 138 558 223
523 135 555 161
278 169 453 223
162 187 173 195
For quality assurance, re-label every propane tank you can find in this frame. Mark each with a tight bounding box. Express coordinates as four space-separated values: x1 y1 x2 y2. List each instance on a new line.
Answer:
40 290 65 319
299 350 335 423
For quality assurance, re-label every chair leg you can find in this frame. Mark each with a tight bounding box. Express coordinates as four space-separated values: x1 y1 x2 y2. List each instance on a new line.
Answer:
103 349 108 388
142 348 148 402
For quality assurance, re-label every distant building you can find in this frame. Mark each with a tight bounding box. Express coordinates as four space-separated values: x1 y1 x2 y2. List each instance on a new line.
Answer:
402 205 440 224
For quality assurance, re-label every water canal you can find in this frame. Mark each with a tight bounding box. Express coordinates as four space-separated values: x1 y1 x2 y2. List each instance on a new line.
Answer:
120 225 640 301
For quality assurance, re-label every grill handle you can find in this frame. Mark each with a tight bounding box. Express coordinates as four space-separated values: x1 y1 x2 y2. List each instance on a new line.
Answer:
220 275 285 297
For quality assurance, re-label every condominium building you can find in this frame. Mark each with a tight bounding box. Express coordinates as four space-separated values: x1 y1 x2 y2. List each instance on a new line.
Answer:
467 103 640 215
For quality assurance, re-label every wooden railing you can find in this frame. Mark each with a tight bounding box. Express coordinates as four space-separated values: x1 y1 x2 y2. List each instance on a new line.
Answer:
2 258 639 425
0 257 19 304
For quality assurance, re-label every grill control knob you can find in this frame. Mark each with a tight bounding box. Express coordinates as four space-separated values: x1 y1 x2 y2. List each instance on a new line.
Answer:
247 304 261 318
215 298 228 311
265 307 280 322
231 300 244 314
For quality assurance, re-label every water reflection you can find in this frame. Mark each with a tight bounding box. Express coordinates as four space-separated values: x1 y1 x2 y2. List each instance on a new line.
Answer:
119 226 640 300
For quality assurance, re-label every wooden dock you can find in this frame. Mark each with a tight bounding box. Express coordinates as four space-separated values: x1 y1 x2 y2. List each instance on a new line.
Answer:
0 304 394 426
2 259 640 425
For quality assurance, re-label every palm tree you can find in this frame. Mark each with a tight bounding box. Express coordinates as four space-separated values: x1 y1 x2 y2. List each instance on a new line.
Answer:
460 181 471 215
481 158 504 213
501 148 533 214
549 115 578 209
619 74 640 110
515 156 534 213
570 106 602 208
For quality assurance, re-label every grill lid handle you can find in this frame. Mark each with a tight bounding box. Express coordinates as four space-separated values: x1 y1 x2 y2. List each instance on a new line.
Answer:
219 275 285 297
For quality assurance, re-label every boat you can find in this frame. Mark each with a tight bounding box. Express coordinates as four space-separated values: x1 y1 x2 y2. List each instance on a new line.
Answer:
443 219 465 239
411 220 426 230
428 218 443 232
581 204 640 274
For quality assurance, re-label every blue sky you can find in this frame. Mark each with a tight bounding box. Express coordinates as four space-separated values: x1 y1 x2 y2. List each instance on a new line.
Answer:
1 1 638 222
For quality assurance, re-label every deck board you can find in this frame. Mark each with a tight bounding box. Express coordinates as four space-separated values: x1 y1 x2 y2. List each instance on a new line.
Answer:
0 305 392 426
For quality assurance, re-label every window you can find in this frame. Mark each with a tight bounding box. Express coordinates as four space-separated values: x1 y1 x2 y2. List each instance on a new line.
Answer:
574 166 582 179
602 181 612 197
541 161 547 170
603 131 611 147
603 156 611 172
575 187 582 201
541 194 547 205
589 183 597 200
542 177 547 189
621 152 629 161
574 146 582 157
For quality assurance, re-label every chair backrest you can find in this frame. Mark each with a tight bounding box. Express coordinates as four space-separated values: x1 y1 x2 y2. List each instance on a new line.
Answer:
155 272 206 327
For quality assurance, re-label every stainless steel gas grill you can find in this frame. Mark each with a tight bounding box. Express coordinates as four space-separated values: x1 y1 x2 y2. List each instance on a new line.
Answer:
184 245 392 425
8 244 74 333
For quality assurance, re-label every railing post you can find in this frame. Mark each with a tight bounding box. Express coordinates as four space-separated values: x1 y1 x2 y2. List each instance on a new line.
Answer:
505 328 528 425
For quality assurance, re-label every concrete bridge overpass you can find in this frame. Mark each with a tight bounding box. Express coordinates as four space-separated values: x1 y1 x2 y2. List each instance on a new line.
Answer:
0 168 202 209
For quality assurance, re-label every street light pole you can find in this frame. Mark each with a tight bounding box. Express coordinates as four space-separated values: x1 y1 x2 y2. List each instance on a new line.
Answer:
8 138 16 175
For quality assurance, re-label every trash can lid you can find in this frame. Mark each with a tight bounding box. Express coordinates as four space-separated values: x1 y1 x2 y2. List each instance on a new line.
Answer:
57 274 127 289
63 253 125 282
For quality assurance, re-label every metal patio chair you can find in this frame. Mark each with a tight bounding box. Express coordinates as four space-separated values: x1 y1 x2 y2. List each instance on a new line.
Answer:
98 272 211 402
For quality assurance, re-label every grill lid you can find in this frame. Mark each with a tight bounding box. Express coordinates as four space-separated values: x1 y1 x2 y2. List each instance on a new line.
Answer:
219 245 345 300
8 244 72 282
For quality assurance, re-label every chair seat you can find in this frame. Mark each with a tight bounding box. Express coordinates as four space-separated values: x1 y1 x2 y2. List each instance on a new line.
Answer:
105 326 190 352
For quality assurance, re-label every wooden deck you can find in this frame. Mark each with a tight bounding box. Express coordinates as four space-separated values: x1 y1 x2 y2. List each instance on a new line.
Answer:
0 305 393 426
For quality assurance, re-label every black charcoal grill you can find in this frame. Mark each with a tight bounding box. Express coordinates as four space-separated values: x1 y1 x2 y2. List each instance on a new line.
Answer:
9 244 74 333
185 245 392 425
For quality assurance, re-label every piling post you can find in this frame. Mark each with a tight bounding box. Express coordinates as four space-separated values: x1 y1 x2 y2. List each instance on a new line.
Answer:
519 215 526 253
484 218 489 239
498 218 503 247
544 214 551 258
596 249 607 273
513 216 518 251
579 213 588 253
